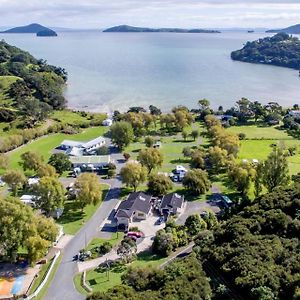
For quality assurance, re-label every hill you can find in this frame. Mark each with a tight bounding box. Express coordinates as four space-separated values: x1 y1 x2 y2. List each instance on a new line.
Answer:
36 29 58 37
0 39 67 124
231 32 300 71
103 25 220 33
267 23 300 34
2 23 52 34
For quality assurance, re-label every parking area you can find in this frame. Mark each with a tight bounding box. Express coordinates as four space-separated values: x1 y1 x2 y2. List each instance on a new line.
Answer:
176 200 221 225
131 215 165 252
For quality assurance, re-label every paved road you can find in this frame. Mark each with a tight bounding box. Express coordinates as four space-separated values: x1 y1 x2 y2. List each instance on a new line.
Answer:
44 149 124 300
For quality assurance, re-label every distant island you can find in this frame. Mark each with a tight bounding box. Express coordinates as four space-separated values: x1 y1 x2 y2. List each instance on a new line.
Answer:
267 23 300 34
1 23 55 34
37 29 58 37
231 32 300 72
103 25 220 33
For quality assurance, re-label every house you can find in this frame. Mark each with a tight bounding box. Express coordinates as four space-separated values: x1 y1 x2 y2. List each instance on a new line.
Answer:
102 118 113 126
160 193 184 216
70 155 111 169
59 140 83 150
115 192 152 228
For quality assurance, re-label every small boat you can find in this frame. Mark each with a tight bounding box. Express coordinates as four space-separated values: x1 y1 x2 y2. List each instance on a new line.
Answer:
248 30 254 33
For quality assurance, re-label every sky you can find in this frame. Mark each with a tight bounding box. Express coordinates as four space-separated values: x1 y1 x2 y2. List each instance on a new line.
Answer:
0 0 300 29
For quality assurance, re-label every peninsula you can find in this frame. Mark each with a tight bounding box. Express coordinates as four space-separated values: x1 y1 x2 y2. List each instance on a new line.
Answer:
267 23 300 34
103 24 220 33
1 23 54 34
231 32 300 71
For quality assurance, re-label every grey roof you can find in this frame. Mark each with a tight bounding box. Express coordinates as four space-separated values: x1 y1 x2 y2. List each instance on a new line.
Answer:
116 192 152 219
61 140 84 147
82 136 105 149
161 193 184 210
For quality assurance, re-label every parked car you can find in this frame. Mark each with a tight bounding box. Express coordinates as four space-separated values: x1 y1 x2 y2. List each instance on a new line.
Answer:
155 216 164 225
127 231 143 238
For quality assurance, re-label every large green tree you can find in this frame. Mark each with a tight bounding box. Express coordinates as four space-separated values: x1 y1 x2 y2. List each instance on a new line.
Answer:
120 162 147 191
110 121 134 149
20 151 44 172
262 147 290 191
182 169 210 195
147 173 173 196
74 173 102 210
33 176 65 215
138 148 163 174
48 153 71 175
2 169 26 195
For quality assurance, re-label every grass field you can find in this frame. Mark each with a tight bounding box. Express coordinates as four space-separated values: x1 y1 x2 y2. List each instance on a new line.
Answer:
226 125 292 140
57 184 109 235
75 251 165 295
5 126 108 172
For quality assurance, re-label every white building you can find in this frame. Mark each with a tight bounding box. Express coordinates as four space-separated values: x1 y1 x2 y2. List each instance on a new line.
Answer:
102 119 113 126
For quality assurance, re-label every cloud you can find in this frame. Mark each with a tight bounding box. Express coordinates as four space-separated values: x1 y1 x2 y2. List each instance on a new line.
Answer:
0 0 299 28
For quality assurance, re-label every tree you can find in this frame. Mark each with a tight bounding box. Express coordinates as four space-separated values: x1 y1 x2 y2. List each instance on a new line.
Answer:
262 147 290 191
138 148 163 174
144 136 154 148
254 163 264 198
33 176 65 215
149 105 161 116
191 149 205 169
20 151 44 172
48 153 71 175
207 146 229 172
147 174 173 196
228 162 256 196
26 236 50 265
37 164 57 178
2 169 26 195
0 154 9 169
191 130 199 141
182 130 188 141
182 146 193 157
182 169 210 195
198 99 210 111
0 197 58 263
74 173 102 211
110 121 134 149
185 214 207 236
152 229 175 256
120 162 147 191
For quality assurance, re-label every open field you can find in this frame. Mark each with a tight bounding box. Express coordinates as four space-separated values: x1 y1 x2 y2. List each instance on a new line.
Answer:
0 75 20 105
226 124 293 140
58 184 109 235
5 126 108 172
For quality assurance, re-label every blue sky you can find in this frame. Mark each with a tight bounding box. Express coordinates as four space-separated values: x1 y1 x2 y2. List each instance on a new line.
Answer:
0 0 299 29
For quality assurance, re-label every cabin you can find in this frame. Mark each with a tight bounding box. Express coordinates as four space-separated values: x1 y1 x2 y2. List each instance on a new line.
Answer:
115 192 152 229
102 118 113 126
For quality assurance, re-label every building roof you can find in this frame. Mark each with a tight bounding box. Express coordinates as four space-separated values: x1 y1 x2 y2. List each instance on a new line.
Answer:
61 140 84 148
82 136 106 149
66 146 83 157
116 192 152 219
70 155 110 165
161 193 184 210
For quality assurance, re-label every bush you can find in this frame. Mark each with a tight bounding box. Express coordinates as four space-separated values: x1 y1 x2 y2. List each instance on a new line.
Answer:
99 241 112 255
238 132 246 140
96 146 109 155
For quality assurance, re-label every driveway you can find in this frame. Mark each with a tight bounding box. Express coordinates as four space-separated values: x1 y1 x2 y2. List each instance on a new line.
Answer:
176 201 220 225
44 149 125 300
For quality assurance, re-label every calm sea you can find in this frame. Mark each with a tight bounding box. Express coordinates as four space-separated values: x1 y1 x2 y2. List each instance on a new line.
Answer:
1 31 299 112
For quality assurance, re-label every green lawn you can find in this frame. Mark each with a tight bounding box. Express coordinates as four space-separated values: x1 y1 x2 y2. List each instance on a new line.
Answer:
75 251 166 295
0 75 20 105
5 126 108 171
226 125 292 140
57 184 109 235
